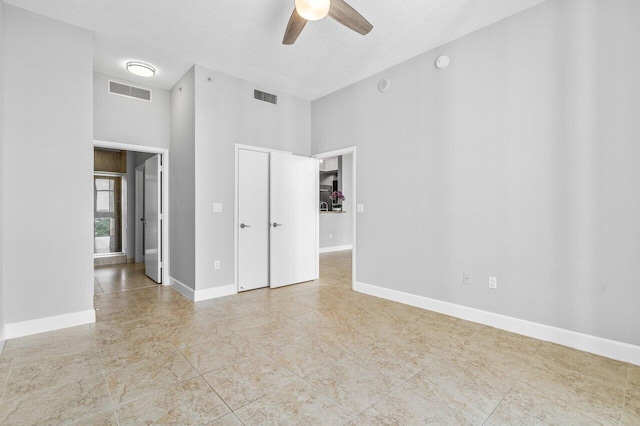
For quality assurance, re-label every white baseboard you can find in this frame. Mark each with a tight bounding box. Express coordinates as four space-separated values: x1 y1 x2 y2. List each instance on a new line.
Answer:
170 276 195 300
354 281 640 366
170 277 237 302
4 309 96 340
319 244 353 254
194 284 237 302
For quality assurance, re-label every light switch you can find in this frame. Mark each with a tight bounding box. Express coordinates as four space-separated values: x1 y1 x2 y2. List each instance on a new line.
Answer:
357 204 364 213
213 203 222 213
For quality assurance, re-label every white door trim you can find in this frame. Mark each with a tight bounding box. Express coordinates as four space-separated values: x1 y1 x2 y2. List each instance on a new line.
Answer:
312 146 357 288
94 140 170 287
234 144 292 292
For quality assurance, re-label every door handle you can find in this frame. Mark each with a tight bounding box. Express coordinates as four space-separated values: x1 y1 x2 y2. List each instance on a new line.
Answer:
240 223 251 229
272 222 282 228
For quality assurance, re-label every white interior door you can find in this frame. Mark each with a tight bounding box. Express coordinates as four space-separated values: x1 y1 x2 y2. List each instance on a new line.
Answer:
270 152 318 288
144 155 162 283
238 149 270 291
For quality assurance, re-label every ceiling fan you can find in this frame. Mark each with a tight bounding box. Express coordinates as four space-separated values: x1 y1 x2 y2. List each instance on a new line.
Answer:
283 0 373 45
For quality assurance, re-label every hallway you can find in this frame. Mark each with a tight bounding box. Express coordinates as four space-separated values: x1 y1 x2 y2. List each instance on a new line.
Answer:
0 251 638 424
94 263 160 295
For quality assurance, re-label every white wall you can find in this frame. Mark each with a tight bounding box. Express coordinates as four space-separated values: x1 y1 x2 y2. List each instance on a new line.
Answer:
170 67 196 289
191 66 311 291
94 72 170 149
320 154 353 249
2 6 94 325
311 0 640 346
0 1 5 346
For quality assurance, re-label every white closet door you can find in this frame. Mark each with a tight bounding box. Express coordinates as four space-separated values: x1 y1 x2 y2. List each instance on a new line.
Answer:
144 155 162 283
238 149 270 291
270 152 318 288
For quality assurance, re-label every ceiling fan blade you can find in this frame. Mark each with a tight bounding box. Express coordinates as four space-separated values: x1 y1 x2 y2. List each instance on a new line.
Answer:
282 9 308 45
328 0 373 36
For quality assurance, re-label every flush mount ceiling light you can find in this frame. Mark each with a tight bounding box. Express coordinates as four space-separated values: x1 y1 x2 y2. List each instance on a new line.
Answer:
294 0 330 20
126 61 156 77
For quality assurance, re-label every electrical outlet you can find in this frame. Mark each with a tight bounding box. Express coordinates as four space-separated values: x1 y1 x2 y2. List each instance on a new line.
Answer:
489 276 497 289
357 204 364 213
213 203 222 213
329 233 333 239
463 273 471 285
214 260 220 270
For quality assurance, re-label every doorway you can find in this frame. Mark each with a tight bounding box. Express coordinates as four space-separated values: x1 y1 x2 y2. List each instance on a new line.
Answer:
93 140 170 294
313 147 357 289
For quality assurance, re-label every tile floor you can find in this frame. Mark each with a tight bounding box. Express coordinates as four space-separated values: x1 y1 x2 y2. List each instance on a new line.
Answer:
0 250 638 424
94 263 160 295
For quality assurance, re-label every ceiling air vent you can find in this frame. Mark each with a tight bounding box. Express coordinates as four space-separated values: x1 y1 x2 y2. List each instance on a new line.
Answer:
108 80 152 102
254 89 277 105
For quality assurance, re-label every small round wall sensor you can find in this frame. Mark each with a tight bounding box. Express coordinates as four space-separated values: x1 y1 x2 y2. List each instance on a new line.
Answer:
378 78 391 93
435 55 450 70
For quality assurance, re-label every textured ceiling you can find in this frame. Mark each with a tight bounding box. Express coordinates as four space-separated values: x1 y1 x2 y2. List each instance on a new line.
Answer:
4 0 547 100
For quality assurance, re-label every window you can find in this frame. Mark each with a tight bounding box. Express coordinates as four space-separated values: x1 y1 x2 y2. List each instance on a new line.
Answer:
94 175 123 254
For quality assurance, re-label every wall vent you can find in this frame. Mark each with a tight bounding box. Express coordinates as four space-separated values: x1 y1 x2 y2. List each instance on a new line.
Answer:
108 80 152 102
254 89 277 105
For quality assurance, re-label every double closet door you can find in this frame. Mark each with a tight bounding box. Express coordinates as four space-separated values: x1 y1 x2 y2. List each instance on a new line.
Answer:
238 149 317 291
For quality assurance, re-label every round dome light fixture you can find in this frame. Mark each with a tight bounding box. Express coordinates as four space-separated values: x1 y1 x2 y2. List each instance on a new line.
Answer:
435 56 450 70
126 61 156 77
295 0 330 21
378 78 391 93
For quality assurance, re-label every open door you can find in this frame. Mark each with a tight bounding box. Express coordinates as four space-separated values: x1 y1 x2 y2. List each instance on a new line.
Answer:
238 149 270 291
144 155 162 283
270 152 317 288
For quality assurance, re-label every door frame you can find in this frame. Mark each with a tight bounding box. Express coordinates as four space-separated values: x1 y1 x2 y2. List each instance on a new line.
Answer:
94 140 170 286
234 144 292 293
312 146 357 289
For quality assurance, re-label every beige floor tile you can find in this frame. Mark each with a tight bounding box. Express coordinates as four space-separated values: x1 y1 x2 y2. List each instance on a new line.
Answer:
203 353 297 410
2 251 632 424
105 350 198 405
352 335 438 380
357 382 484 425
3 347 103 402
304 355 403 415
116 376 230 425
0 356 13 399
70 409 119 425
0 374 112 425
219 312 277 332
180 334 257 374
96 331 178 370
207 412 245 425
408 354 510 419
167 320 234 349
623 388 640 425
261 335 347 377
283 310 341 334
519 363 625 424
235 378 356 425
236 321 309 349
628 365 640 389
314 325 376 354
535 341 629 385
488 381 603 425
